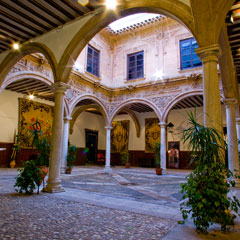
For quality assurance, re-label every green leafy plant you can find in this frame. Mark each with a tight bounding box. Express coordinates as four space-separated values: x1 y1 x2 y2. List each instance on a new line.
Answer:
180 111 240 234
67 145 76 169
120 151 129 165
14 160 41 194
29 118 51 166
154 142 161 168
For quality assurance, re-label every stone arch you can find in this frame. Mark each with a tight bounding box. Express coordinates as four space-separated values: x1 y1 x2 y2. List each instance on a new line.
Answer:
58 0 195 83
110 98 161 124
215 0 236 42
0 42 57 88
122 109 141 138
1 71 53 92
162 90 204 122
69 104 100 135
70 94 109 125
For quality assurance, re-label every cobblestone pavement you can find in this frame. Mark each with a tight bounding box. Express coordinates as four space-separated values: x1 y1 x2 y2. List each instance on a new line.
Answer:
0 167 178 240
0 193 175 240
1 167 240 240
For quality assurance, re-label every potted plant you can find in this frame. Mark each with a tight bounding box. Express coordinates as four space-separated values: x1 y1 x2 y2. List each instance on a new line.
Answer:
14 160 42 194
66 145 76 174
154 142 162 175
120 151 130 168
180 111 240 234
14 118 51 194
29 118 50 187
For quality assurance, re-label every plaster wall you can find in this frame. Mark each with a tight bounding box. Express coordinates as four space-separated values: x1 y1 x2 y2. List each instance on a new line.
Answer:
70 111 106 149
75 33 113 86
0 90 54 143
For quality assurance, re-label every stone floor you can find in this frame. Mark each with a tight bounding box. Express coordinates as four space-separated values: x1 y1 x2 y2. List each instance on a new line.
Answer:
0 166 240 240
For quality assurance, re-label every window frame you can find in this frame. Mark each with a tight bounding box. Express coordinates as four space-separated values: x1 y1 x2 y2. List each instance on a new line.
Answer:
180 38 202 70
127 51 144 81
86 45 100 77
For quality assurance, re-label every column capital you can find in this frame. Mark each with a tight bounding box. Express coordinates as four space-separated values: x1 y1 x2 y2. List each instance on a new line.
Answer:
223 98 238 107
195 44 221 63
159 122 167 127
105 126 112 130
52 82 70 94
64 116 72 122
236 118 240 124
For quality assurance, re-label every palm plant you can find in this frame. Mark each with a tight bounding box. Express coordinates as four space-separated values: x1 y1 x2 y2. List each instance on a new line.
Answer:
180 111 240 234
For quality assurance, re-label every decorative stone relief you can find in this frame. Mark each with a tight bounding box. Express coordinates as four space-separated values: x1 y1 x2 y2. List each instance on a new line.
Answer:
149 95 176 111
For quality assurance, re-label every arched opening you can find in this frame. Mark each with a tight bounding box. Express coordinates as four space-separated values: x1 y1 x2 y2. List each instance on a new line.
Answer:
109 101 161 168
60 1 195 83
0 43 57 87
0 53 56 167
164 93 227 170
69 98 108 166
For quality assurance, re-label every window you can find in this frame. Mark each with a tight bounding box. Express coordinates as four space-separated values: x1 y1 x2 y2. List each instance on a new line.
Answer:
180 38 202 70
127 51 144 80
87 45 100 77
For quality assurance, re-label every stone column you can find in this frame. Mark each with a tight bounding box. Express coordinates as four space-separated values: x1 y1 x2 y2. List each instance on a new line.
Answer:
104 126 112 171
236 118 240 142
195 45 223 134
45 82 70 193
224 99 240 185
159 122 167 174
61 117 72 174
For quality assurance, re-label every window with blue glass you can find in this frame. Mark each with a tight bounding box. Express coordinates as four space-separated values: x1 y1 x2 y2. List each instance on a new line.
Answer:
180 38 202 70
127 51 144 80
87 45 100 77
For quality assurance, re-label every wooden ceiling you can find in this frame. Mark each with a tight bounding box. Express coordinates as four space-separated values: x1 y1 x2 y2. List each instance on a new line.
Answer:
227 1 240 83
0 0 99 53
5 78 54 101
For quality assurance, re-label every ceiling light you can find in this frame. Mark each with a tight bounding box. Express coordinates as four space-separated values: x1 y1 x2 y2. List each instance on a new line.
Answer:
12 43 19 50
74 62 80 71
78 0 89 6
105 0 117 10
29 94 34 100
155 70 164 80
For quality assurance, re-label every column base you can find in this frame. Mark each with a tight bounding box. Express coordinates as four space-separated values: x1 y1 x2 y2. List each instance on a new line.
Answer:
60 167 66 174
44 178 65 193
104 166 112 172
161 168 167 175
234 178 240 188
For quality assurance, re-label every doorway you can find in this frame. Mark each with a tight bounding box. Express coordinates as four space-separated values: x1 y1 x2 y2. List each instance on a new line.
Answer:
85 129 98 163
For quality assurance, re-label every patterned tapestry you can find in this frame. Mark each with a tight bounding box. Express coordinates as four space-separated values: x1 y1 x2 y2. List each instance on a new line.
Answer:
18 98 53 148
111 120 129 153
145 118 161 153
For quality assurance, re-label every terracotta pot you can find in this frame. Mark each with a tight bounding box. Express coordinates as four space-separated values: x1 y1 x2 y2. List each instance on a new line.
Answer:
65 168 72 174
233 2 240 20
155 168 162 175
125 163 131 168
10 160 16 168
38 165 48 185
39 165 48 179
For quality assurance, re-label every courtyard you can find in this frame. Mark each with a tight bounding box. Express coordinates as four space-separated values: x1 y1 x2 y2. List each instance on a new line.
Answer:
0 166 240 240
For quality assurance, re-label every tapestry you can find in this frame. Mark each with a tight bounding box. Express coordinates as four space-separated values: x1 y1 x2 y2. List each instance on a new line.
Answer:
145 118 161 153
111 120 129 153
18 98 53 148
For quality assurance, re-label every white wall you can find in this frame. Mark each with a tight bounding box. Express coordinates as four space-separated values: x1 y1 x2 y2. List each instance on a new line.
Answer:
70 111 106 149
0 90 54 143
